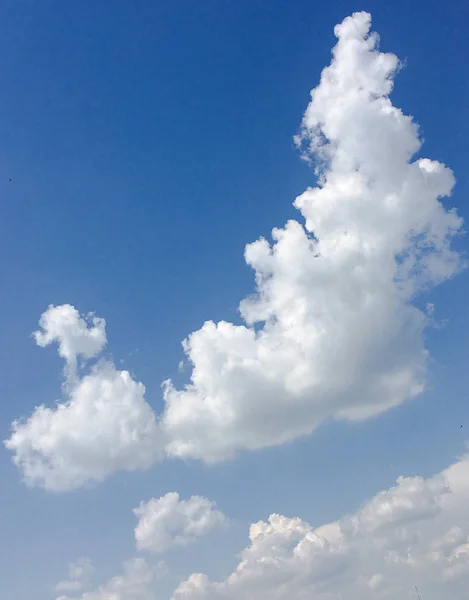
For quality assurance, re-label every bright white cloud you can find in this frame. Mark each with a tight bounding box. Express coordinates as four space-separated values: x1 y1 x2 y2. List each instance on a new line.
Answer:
172 452 469 600
5 307 164 491
56 558 166 600
134 493 227 553
56 558 94 592
5 11 464 490
34 304 106 381
160 11 462 461
5 362 163 491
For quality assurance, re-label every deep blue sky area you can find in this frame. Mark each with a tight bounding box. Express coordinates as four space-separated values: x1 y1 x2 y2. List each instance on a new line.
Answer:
0 1 468 599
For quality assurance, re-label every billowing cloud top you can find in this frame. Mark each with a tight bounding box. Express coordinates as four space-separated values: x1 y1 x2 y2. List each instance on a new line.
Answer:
172 453 469 600
4 11 464 490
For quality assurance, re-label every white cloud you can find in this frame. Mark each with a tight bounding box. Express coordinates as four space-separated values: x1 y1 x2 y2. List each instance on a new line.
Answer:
5 11 464 490
160 11 462 462
34 304 106 382
56 558 166 600
5 308 164 491
56 558 94 592
134 493 227 553
172 452 469 600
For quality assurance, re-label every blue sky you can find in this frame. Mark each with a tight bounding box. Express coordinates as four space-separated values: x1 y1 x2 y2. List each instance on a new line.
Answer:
1 1 469 599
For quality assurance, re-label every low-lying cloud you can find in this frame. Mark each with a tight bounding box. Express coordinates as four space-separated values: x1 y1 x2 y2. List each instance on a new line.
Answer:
172 452 469 600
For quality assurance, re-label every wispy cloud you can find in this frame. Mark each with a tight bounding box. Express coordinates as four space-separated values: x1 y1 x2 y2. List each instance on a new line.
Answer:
56 558 94 592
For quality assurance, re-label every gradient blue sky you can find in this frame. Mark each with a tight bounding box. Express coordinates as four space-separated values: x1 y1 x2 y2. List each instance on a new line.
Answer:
1 1 469 599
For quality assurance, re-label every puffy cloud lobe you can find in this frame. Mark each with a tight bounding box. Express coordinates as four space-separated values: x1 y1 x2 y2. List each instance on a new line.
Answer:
160 11 462 461
5 307 163 491
56 558 94 592
134 493 227 553
172 453 469 600
56 558 166 600
34 304 106 380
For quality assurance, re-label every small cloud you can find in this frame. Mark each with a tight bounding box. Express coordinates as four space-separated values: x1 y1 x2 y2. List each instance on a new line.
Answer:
134 492 227 553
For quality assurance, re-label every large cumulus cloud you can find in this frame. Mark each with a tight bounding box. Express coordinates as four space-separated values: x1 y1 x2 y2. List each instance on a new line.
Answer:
5 12 463 489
